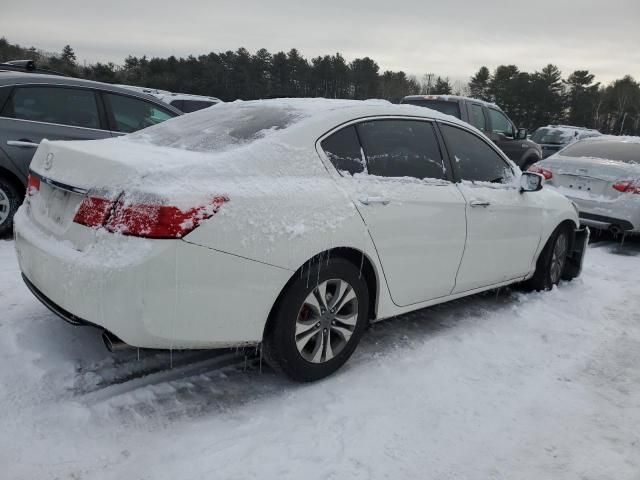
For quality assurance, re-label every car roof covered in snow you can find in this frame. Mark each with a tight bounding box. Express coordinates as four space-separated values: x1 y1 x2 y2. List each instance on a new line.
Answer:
125 97 470 153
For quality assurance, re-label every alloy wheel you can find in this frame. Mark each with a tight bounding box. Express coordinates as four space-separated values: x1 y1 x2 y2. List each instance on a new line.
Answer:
295 278 359 363
0 187 10 225
550 232 568 284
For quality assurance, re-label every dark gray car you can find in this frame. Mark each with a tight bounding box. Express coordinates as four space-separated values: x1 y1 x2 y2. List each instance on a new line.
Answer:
0 68 181 235
401 95 542 170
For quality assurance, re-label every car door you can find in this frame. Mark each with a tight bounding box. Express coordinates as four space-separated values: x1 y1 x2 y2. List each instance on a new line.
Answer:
438 122 543 293
0 85 111 177
485 107 523 162
102 92 177 135
319 118 467 307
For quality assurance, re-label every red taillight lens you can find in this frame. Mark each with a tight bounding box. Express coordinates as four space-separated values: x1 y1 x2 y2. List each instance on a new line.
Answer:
73 196 116 228
527 165 553 180
73 191 228 238
612 180 640 194
27 174 40 196
105 195 228 239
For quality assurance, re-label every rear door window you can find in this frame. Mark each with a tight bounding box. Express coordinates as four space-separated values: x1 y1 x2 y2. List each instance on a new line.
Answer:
357 119 447 180
105 93 176 133
1 86 101 129
469 104 486 131
321 125 365 175
440 124 512 183
487 109 514 137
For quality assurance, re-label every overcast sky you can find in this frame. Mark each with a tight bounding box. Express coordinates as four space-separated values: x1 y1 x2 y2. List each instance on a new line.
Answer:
2 0 639 85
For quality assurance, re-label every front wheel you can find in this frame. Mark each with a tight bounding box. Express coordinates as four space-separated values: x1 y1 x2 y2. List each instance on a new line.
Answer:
263 258 369 382
526 226 570 291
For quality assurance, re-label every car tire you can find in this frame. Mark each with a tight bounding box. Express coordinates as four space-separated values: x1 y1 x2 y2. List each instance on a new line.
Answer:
263 257 369 382
526 225 571 291
0 177 21 237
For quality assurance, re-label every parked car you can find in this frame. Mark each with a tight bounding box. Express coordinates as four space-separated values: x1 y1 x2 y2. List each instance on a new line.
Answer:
532 125 601 158
155 93 222 113
401 95 542 170
15 99 587 382
530 136 640 235
0 65 182 235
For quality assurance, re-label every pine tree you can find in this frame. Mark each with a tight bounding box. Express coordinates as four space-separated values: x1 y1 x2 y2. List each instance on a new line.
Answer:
565 70 600 128
469 66 490 100
433 77 453 95
60 45 76 66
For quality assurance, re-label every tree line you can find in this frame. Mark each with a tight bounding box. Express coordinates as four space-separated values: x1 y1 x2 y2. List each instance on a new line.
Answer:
1 37 639 135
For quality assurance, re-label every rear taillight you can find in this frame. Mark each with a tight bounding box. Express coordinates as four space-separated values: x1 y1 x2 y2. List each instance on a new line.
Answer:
27 174 40 196
612 179 640 194
528 165 553 180
73 192 228 239
73 196 115 228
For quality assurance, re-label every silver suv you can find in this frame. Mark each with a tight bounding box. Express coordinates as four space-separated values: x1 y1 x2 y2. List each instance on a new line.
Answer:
0 64 181 235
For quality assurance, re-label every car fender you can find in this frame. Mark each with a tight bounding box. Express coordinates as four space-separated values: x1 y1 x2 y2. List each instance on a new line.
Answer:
528 186 580 275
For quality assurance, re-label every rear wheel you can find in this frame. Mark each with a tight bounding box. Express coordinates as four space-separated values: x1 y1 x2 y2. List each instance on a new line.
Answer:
264 258 369 382
0 178 20 237
526 226 571 291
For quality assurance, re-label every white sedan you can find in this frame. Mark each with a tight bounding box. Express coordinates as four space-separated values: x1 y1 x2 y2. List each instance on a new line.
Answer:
14 99 588 381
531 136 640 235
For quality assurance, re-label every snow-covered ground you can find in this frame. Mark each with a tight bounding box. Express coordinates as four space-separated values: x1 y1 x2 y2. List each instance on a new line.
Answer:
1 237 639 479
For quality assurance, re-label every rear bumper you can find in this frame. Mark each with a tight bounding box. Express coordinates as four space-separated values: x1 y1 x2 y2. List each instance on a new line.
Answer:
14 208 292 349
579 212 635 232
563 227 589 280
22 273 97 328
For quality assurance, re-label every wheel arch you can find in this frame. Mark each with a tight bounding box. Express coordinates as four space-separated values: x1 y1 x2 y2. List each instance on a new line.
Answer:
0 165 26 197
262 246 380 340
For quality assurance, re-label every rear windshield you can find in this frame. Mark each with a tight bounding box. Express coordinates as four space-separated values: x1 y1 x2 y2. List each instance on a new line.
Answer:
402 99 461 119
561 140 640 164
128 102 303 152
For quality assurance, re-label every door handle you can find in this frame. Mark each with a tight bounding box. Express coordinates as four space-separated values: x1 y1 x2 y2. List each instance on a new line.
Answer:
359 196 390 206
470 200 491 208
7 140 39 148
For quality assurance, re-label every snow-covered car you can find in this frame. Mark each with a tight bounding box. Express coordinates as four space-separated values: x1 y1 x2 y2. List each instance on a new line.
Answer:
14 99 588 381
531 125 601 159
115 85 221 113
530 136 640 235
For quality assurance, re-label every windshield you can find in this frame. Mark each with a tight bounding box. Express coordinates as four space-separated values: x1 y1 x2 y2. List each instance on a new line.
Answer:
561 140 640 164
127 102 304 152
532 127 577 145
402 99 461 119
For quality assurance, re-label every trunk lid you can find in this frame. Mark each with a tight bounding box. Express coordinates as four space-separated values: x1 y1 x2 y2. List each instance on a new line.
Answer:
542 155 640 201
26 138 204 245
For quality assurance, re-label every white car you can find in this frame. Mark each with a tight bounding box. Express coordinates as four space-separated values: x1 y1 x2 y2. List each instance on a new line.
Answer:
14 99 588 381
531 125 601 159
115 85 221 113
531 136 640 235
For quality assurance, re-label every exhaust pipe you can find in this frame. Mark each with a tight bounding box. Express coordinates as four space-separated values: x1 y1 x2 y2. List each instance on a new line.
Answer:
102 331 130 352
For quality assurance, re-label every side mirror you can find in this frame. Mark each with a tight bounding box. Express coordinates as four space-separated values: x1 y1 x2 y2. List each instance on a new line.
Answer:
516 128 528 140
520 171 544 192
